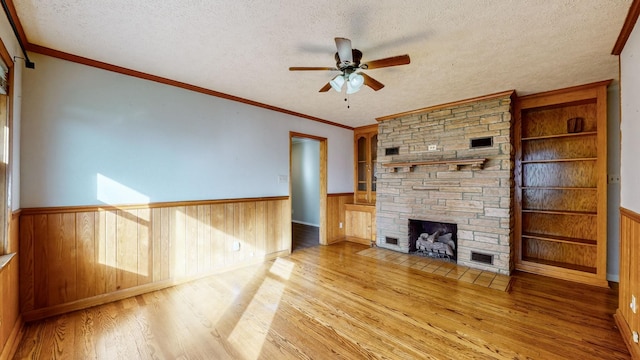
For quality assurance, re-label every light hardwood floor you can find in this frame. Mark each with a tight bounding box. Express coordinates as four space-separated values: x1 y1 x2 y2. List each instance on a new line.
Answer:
13 242 629 359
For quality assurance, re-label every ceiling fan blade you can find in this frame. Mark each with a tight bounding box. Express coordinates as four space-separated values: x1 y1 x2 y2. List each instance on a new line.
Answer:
319 83 332 92
360 73 384 91
363 54 410 69
289 67 338 71
335 37 353 64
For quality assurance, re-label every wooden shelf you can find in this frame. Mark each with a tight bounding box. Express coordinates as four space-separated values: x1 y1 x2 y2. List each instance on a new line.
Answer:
382 158 486 172
521 186 596 191
521 157 597 164
522 232 597 246
522 209 597 216
522 131 597 141
521 257 597 274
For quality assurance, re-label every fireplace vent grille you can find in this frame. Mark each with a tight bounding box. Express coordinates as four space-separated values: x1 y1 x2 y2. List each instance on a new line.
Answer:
385 236 398 245
385 147 399 156
470 136 493 148
471 252 493 265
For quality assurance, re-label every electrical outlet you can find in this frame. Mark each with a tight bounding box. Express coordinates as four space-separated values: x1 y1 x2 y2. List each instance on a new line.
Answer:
339 222 343 229
608 175 620 184
633 331 639 343
428 144 437 151
232 241 241 251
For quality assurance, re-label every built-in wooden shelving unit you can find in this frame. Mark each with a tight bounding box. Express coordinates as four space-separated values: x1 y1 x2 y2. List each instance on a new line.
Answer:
514 80 610 287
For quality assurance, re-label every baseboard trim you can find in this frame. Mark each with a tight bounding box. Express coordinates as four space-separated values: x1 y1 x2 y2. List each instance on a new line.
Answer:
345 236 372 246
615 310 640 359
0 315 24 360
22 250 290 322
292 220 319 227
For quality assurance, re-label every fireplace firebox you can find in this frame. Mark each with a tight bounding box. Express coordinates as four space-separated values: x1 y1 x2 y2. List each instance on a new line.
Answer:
408 219 458 261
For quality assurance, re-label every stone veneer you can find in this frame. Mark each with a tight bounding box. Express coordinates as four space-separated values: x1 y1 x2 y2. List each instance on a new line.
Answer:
376 92 515 275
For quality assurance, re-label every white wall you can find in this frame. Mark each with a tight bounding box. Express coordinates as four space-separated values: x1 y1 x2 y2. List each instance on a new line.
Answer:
291 138 320 226
621 20 640 214
21 53 353 207
607 83 621 282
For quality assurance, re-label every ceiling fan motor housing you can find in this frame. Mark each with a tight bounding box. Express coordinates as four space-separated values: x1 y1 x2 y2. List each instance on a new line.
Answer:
335 49 363 72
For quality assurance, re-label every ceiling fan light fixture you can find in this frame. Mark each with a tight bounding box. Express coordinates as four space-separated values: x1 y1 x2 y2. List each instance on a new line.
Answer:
346 72 364 94
329 75 345 92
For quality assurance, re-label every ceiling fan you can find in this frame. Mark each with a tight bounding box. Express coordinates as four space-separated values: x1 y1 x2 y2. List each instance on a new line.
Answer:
289 37 410 94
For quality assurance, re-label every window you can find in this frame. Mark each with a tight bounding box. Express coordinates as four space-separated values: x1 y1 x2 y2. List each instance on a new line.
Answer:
0 56 10 257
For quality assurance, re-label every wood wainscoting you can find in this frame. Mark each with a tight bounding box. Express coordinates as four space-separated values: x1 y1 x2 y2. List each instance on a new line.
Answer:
616 207 640 359
326 193 353 244
0 212 23 360
18 197 291 322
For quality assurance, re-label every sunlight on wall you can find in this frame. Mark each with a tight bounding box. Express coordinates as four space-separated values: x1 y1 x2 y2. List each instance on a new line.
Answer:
97 173 150 205
2 125 7 164
228 258 295 359
96 173 151 277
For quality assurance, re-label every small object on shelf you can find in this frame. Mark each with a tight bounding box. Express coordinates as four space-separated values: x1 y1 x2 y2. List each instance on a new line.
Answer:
567 117 584 133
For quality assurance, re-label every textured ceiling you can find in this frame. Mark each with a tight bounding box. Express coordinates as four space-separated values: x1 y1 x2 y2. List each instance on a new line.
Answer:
12 0 632 128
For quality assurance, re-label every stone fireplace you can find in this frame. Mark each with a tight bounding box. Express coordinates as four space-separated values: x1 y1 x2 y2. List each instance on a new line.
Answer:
375 92 515 275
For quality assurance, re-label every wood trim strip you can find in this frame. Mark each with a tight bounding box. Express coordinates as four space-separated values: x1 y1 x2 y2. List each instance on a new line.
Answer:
612 0 640 55
290 132 328 142
0 33 12 68
621 206 640 223
0 314 23 360
26 44 353 131
615 311 640 359
328 192 354 197
19 196 290 215
516 80 613 112
376 90 515 122
353 124 378 133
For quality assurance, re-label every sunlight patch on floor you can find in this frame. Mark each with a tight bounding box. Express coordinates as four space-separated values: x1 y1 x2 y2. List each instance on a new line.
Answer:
227 259 294 359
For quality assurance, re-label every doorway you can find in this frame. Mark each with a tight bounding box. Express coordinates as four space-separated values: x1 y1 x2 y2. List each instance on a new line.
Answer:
290 132 327 251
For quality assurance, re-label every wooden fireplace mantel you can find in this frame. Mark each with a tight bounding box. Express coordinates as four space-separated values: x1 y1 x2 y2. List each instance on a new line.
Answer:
382 158 486 172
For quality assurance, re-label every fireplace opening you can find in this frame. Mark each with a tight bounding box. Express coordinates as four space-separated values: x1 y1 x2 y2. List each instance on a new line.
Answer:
408 219 458 262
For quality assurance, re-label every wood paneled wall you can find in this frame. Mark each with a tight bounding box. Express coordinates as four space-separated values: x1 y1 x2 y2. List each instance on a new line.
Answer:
616 207 640 359
326 193 352 244
19 197 291 321
0 213 22 360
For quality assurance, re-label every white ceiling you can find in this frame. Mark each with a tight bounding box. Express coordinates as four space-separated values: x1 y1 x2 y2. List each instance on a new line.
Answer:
12 0 632 128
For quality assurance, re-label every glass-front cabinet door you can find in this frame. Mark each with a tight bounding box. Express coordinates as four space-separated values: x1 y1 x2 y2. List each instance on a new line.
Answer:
354 125 378 204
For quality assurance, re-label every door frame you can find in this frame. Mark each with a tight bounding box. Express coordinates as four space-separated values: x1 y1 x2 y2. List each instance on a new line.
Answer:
290 132 328 246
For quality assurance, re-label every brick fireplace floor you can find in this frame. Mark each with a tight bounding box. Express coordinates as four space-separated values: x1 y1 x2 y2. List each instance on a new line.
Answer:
356 247 512 292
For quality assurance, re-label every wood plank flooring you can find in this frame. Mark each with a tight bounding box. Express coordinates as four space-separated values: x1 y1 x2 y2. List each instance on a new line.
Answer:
291 222 319 251
13 242 629 359
357 247 512 291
